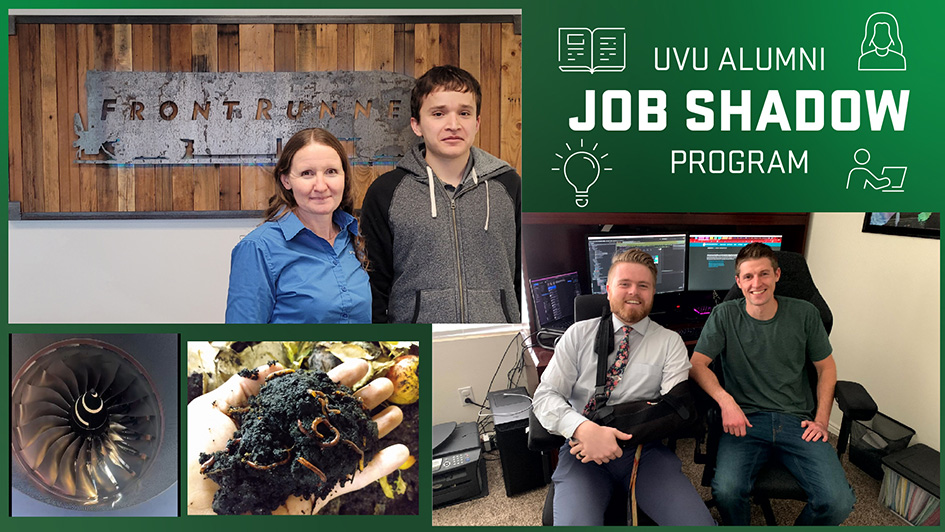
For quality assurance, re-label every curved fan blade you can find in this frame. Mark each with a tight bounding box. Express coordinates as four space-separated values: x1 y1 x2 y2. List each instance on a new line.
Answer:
19 425 73 468
34 431 77 485
36 370 75 405
55 435 86 497
47 358 81 400
16 416 71 451
18 397 69 421
19 382 72 412
75 438 96 501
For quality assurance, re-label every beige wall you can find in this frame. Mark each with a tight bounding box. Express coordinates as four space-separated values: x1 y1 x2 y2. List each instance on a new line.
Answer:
433 330 525 426
807 213 940 450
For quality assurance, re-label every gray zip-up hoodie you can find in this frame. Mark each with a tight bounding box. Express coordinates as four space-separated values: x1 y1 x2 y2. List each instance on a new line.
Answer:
360 143 521 324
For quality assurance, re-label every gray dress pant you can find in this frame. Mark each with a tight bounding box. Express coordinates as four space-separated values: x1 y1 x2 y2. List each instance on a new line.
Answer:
552 441 716 526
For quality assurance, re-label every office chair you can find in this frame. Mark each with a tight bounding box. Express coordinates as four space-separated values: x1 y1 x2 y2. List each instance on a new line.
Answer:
695 251 878 525
527 293 655 525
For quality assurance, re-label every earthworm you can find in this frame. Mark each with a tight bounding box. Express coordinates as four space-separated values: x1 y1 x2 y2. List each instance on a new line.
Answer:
308 390 333 416
296 457 327 482
200 455 216 473
308 389 328 401
309 417 340 447
310 417 326 438
226 438 241 453
265 369 295 381
342 439 365 470
315 424 341 448
316 396 328 414
245 449 292 470
297 419 311 437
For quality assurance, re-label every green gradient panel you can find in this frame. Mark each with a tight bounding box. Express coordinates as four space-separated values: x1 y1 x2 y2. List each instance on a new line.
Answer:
522 0 944 212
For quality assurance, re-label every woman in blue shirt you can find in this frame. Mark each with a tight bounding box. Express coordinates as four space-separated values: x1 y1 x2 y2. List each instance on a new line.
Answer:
225 128 371 323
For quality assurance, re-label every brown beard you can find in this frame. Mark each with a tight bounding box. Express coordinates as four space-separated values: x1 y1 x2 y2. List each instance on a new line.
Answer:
609 298 652 325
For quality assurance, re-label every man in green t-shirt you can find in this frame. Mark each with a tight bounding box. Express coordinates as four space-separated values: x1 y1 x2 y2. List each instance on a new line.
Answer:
690 243 855 525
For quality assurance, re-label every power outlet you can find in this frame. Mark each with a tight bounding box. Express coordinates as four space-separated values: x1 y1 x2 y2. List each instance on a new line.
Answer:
458 386 475 407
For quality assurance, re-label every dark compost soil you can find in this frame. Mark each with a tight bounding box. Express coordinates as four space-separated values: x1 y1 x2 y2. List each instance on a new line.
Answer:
327 402 418 515
199 370 378 515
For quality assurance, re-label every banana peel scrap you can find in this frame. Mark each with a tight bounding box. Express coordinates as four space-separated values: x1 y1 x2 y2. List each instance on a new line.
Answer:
377 454 415 499
378 472 409 499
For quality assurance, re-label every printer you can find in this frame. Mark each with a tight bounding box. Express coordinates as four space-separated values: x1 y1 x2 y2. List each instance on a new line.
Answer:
432 421 488 507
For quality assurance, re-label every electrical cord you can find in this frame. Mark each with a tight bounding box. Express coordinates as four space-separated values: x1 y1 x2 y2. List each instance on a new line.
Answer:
464 397 489 409
475 329 548 442
474 393 534 418
534 328 563 350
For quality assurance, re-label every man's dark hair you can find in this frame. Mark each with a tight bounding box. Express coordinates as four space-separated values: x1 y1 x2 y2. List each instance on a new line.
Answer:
735 242 779 276
411 65 482 120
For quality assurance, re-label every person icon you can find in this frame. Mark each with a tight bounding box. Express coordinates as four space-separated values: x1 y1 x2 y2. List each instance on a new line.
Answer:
858 12 906 71
846 148 890 190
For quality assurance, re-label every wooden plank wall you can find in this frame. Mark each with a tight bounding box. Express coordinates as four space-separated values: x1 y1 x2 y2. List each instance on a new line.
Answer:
9 21 522 214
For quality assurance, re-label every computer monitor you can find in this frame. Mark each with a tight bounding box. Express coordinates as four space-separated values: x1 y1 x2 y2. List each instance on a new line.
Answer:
687 235 783 291
529 271 582 331
586 234 687 294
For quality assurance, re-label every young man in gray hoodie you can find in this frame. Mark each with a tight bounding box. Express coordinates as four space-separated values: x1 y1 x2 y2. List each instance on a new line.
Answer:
360 65 521 324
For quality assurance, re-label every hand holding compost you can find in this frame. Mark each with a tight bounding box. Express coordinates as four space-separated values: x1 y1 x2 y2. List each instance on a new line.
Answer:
187 360 406 515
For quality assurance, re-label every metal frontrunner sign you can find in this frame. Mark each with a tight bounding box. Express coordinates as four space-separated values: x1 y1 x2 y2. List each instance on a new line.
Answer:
74 70 416 165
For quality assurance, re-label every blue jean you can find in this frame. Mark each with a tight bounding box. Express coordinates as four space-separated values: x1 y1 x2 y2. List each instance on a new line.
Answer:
712 412 856 525
552 441 716 526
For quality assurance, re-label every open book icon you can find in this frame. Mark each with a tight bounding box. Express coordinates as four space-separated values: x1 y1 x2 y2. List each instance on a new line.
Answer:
558 27 626 73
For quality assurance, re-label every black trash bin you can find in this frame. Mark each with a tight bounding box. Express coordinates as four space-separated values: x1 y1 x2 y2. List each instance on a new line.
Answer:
849 412 915 479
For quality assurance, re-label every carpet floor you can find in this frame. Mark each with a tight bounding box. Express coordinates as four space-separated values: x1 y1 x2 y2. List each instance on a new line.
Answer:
432 436 909 526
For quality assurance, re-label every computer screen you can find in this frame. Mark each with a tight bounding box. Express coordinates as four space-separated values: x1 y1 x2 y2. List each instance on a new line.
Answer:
586 234 687 294
687 235 783 291
529 271 582 330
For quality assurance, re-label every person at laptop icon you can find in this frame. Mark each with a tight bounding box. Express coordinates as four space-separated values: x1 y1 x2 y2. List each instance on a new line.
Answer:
532 249 714 525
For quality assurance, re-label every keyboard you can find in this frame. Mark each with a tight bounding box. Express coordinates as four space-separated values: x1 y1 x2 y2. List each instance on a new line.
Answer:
544 316 575 332
676 326 703 342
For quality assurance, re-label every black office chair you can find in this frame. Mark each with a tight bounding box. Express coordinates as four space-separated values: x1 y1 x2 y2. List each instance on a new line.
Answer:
528 293 656 525
694 251 878 525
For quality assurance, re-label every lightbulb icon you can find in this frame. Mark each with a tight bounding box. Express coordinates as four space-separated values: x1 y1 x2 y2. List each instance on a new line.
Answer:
552 140 611 208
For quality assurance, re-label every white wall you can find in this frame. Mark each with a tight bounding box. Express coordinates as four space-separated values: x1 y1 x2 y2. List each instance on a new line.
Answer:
9 218 257 323
433 330 525 426
807 213 939 450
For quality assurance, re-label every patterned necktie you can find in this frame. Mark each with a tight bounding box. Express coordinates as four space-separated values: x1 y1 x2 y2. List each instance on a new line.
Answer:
584 325 633 415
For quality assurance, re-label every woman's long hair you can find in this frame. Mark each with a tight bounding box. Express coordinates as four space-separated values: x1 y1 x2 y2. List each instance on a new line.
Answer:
860 12 904 55
264 128 369 269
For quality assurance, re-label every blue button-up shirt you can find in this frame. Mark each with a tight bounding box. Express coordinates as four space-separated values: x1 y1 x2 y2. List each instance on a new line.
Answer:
225 210 371 324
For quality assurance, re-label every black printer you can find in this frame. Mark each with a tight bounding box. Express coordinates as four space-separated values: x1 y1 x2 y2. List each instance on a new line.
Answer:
432 421 488 507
